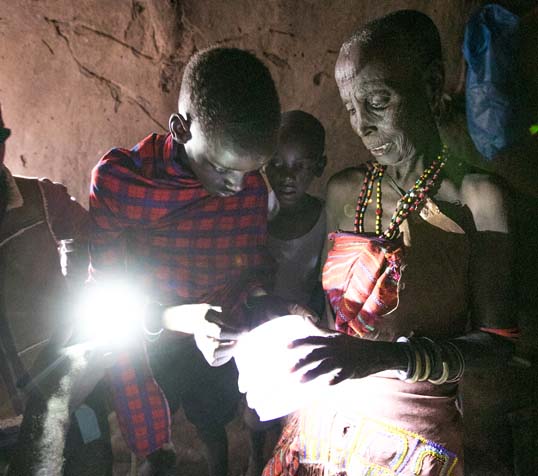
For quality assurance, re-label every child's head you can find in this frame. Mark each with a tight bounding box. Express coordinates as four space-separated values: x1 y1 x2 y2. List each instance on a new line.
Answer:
170 47 280 196
266 110 326 209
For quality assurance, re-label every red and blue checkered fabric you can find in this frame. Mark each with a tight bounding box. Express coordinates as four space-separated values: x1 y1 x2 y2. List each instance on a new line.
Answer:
89 133 270 456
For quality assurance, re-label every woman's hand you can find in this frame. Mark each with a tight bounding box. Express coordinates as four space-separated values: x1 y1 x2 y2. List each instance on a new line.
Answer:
290 334 406 385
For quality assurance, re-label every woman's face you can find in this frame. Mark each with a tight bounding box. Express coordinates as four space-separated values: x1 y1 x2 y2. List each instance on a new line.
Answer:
335 43 438 167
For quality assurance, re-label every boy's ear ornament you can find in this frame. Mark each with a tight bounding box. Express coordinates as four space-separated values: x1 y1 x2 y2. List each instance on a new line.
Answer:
169 113 192 144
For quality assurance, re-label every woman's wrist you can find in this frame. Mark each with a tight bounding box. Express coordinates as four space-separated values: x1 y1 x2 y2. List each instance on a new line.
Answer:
376 341 409 372
394 336 465 384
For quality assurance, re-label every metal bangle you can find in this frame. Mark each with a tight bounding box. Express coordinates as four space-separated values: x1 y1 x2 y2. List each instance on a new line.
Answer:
428 361 449 385
143 323 164 341
396 337 414 381
409 337 432 381
143 302 165 342
406 339 422 384
418 342 432 381
418 336 442 381
445 341 465 383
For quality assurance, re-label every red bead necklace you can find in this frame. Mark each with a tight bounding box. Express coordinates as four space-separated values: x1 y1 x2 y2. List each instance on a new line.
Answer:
354 145 448 239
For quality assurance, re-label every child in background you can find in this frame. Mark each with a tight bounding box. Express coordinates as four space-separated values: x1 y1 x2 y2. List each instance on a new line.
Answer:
244 110 327 476
266 110 327 315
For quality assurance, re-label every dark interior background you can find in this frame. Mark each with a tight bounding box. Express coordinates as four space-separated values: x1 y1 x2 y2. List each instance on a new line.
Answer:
3 0 533 205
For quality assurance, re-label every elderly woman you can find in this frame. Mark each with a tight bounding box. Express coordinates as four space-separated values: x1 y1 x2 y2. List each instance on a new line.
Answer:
260 10 517 476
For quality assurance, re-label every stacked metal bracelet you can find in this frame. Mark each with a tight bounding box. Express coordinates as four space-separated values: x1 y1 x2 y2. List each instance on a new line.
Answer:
396 336 465 384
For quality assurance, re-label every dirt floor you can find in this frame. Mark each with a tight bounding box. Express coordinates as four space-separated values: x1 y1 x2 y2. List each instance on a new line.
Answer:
110 401 262 476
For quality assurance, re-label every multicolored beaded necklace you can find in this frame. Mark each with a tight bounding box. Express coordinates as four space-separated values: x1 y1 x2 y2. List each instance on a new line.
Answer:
354 145 448 240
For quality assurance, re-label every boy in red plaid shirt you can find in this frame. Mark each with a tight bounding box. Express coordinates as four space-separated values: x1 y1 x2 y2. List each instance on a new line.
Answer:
89 47 292 476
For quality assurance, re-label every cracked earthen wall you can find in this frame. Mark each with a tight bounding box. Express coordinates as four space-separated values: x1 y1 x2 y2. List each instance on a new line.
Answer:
0 0 485 206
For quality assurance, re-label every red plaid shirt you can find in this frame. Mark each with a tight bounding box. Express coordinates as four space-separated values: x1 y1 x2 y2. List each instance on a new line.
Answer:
89 133 270 456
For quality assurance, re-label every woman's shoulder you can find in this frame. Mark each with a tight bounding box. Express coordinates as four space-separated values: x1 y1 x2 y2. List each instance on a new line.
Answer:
326 166 367 203
328 165 367 187
439 170 509 233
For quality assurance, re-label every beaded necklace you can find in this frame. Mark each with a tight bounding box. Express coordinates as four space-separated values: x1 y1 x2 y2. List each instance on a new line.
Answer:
354 145 448 240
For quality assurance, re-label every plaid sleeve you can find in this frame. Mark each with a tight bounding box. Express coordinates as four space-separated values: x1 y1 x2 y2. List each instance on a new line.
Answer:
88 149 134 280
221 173 277 328
88 147 173 457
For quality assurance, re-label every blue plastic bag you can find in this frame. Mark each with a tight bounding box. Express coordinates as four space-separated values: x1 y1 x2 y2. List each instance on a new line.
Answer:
463 4 526 160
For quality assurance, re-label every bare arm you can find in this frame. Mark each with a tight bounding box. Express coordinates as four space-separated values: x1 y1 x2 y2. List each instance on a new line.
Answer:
447 174 516 369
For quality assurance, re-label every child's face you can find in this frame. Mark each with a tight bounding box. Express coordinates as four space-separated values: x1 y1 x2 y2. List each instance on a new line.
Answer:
266 135 321 209
185 122 270 197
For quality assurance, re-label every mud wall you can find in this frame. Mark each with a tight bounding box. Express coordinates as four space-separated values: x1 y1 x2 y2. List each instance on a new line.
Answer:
0 0 494 205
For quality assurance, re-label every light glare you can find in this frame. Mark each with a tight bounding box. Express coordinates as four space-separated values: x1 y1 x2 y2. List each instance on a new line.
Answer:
76 281 146 347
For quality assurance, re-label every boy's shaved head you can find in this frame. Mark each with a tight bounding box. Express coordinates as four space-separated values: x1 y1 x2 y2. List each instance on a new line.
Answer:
179 47 280 155
280 110 325 157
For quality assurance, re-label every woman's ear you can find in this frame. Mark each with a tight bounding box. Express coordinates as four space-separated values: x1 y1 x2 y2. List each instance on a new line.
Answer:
169 113 192 144
423 59 445 122
314 154 327 177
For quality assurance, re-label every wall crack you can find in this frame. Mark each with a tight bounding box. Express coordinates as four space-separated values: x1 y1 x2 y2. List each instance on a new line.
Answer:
44 17 166 130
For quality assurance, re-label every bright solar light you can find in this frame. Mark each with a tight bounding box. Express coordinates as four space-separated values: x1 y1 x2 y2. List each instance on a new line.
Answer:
234 314 340 421
75 281 147 348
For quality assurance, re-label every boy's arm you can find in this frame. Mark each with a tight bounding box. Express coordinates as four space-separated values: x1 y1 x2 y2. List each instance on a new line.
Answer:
88 154 132 280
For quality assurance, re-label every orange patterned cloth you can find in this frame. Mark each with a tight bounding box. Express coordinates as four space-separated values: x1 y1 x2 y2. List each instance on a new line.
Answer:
322 232 404 337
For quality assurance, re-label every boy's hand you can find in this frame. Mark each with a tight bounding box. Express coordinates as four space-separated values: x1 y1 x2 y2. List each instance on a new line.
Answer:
194 308 244 367
193 295 319 367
